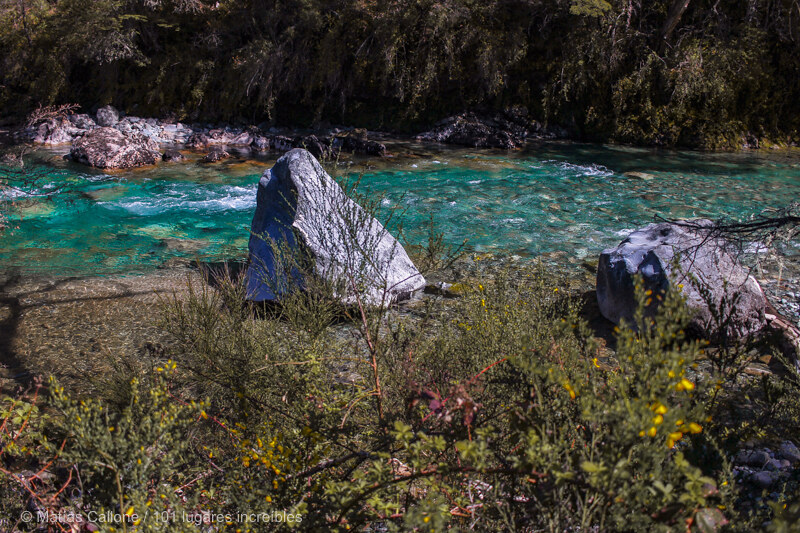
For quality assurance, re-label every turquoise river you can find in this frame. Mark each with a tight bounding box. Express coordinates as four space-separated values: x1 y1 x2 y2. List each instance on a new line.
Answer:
2 140 800 276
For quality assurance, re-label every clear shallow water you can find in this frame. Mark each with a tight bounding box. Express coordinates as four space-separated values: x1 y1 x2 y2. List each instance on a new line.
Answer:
2 142 800 276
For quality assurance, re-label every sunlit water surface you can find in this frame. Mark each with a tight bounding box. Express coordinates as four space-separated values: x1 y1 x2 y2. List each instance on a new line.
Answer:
2 142 800 277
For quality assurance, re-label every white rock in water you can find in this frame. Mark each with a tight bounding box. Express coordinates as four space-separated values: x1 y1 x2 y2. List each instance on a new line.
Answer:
597 220 766 339
69 127 161 169
246 149 425 306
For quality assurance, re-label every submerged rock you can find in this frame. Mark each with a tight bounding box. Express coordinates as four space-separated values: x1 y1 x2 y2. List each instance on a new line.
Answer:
201 148 230 163
597 220 767 339
69 127 161 169
246 149 425 305
162 149 185 162
623 171 656 181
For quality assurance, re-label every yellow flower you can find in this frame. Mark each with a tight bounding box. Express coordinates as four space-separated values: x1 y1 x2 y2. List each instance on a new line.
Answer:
688 422 702 434
676 378 695 392
639 430 645 437
652 415 663 425
647 426 657 437
592 358 601 368
653 403 668 415
667 431 683 448
424 517 430 523
563 381 576 399
125 507 134 517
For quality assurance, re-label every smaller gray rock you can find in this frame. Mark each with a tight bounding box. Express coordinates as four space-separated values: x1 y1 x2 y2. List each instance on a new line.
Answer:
186 133 210 149
269 135 294 152
33 118 80 144
736 450 771 467
778 441 800 463
162 149 185 162
750 471 779 489
69 114 97 130
597 221 767 339
96 105 120 127
229 131 253 145
331 132 386 156
251 136 270 151
623 171 655 181
201 148 230 163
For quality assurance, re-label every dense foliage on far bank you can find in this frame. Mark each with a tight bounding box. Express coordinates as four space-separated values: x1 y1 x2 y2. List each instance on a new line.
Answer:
2 0 800 148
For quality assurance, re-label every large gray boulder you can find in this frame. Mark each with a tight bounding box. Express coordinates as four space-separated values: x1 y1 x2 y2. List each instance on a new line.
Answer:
69 127 161 169
246 149 425 306
597 220 766 339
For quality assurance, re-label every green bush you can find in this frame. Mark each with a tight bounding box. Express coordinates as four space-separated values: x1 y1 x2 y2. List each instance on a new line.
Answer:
0 258 797 530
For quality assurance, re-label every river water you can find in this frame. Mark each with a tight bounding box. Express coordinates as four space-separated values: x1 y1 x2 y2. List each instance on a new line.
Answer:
2 140 800 277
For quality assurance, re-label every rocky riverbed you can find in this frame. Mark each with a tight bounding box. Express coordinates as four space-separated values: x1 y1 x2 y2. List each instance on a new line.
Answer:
13 105 575 169
17 105 390 166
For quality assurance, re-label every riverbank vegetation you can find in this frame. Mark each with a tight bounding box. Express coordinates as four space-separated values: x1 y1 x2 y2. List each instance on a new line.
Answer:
2 0 800 148
0 258 798 530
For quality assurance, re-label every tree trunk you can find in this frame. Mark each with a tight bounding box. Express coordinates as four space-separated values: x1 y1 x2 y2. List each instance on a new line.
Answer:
660 0 691 42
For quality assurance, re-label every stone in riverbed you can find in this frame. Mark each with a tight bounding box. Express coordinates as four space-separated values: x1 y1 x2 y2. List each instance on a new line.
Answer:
623 171 656 181
736 450 771 467
69 127 161 169
415 111 535 149
33 118 82 144
201 148 230 163
597 220 767 339
162 149 185 162
331 132 386 156
186 133 210 149
246 149 425 306
68 114 97 130
778 441 800 463
95 105 120 127
251 136 270 151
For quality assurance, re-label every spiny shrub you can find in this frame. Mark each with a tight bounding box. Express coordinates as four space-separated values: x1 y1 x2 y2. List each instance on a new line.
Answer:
0 266 795 531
